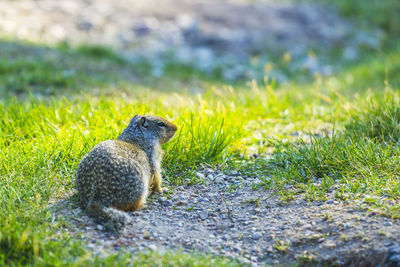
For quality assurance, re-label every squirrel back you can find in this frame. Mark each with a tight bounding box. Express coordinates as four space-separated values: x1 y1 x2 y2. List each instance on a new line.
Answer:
75 115 177 231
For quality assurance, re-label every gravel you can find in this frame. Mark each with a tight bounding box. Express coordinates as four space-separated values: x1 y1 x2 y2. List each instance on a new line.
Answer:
52 169 400 266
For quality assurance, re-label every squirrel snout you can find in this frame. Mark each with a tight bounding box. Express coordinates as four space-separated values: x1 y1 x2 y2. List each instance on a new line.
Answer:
170 123 178 132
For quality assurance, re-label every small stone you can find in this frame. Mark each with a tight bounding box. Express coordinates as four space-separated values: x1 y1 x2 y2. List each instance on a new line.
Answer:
96 225 104 231
216 223 229 231
385 221 393 226
215 175 225 184
233 245 242 253
207 174 214 180
389 245 400 254
388 255 400 265
77 20 92 31
326 199 334 204
252 232 262 240
143 230 150 240
148 244 157 251
222 234 230 241
266 245 274 253
304 224 312 230
384 241 394 247
199 211 208 220
205 168 214 174
159 197 173 206
132 23 151 37
196 172 206 180
176 14 198 31
323 240 336 249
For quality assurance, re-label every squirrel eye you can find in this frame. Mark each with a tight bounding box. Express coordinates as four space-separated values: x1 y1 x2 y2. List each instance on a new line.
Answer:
158 122 165 127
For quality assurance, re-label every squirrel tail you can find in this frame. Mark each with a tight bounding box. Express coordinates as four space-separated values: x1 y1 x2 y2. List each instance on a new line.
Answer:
86 200 131 232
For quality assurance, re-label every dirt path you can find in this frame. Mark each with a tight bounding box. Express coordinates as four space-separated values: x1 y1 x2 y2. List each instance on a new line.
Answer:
54 169 400 266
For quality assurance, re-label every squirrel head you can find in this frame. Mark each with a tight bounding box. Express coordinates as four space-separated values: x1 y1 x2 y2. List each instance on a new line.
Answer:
119 115 178 145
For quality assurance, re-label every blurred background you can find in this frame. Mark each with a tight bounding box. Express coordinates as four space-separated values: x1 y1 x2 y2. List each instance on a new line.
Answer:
0 0 398 85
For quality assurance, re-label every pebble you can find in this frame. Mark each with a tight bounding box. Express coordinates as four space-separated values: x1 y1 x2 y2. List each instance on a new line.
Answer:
165 200 173 206
216 223 230 231
385 221 393 226
199 211 208 220
214 175 225 184
148 244 157 251
252 232 262 240
196 172 206 180
159 197 173 206
96 225 104 231
304 224 312 230
388 254 400 266
389 245 400 255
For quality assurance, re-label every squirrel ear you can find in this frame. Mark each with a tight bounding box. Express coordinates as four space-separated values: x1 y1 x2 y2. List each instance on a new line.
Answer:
140 116 148 128
130 114 139 123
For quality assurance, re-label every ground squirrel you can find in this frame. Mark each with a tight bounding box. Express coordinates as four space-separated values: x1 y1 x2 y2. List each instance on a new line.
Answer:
75 115 177 231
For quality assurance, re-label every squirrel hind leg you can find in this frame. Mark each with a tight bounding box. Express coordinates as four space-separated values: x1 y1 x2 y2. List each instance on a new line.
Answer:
86 200 131 232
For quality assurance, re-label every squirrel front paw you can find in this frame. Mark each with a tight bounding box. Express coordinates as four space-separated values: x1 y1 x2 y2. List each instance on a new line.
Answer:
153 186 168 193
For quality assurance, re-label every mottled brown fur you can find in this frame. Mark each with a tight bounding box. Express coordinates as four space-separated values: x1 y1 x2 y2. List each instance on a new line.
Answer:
75 115 177 231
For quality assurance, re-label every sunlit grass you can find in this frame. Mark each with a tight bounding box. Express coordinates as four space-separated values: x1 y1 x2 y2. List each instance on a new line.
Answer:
245 90 400 218
345 88 400 142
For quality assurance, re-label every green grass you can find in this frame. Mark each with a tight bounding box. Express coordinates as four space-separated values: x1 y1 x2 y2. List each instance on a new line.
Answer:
1 0 400 263
345 89 400 142
234 89 400 218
